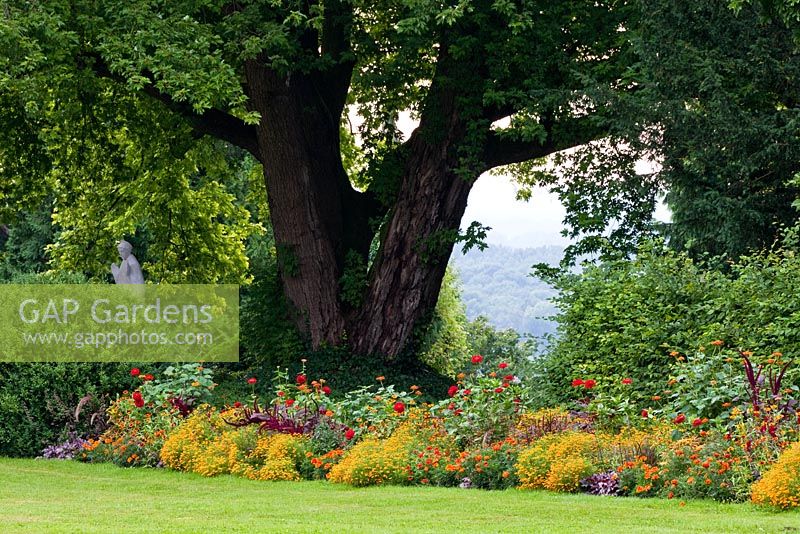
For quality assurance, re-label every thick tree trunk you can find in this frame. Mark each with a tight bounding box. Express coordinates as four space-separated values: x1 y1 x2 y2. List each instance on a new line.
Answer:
345 39 485 359
348 136 473 358
245 61 370 347
244 41 483 360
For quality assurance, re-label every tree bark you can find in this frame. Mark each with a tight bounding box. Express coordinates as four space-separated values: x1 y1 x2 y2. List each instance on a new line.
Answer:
348 132 474 358
245 60 371 347
347 43 482 358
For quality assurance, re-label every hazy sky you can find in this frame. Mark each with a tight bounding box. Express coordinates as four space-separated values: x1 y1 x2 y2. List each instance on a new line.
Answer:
462 176 571 248
463 168 671 250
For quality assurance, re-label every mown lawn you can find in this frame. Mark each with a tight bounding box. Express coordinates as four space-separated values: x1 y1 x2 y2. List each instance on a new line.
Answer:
0 458 797 533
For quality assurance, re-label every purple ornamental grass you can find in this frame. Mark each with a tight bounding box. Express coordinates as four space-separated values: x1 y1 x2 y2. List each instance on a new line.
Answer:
741 351 794 415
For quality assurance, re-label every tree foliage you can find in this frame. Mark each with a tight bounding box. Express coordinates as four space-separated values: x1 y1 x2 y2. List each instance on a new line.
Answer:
0 56 260 283
640 0 800 259
0 0 636 358
512 0 800 263
415 267 470 376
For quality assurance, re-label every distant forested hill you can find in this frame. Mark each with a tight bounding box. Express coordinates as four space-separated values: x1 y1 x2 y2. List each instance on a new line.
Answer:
450 245 563 337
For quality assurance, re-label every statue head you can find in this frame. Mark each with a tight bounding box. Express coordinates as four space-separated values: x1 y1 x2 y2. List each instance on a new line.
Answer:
117 239 133 260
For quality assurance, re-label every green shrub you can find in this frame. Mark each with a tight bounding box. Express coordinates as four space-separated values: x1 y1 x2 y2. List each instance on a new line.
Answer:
0 271 135 456
0 362 135 456
533 239 800 408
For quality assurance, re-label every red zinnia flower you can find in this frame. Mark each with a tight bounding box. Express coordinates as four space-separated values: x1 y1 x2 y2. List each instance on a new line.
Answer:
132 391 144 408
471 354 483 365
641 409 649 418
393 401 405 414
143 374 154 381
130 368 140 377
296 374 307 385
286 399 295 407
233 401 242 408
571 378 584 387
504 374 514 381
622 377 632 385
674 414 686 424
583 379 596 389
247 377 257 385
692 418 703 427
345 428 355 440
447 403 456 411
498 362 508 369
462 389 471 396
448 385 459 397
322 385 332 395
494 387 504 393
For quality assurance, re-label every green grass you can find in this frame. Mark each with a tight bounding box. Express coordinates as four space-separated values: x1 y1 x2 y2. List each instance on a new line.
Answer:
0 458 798 533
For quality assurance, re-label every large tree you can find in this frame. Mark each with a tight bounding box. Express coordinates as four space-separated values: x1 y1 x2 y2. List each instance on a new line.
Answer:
0 1 630 359
520 0 800 264
639 0 800 259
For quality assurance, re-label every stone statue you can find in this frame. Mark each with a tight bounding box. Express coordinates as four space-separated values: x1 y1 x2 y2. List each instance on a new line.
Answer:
111 240 145 284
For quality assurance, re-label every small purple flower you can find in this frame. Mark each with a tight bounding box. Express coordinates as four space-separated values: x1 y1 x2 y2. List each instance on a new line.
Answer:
40 433 88 460
580 471 619 496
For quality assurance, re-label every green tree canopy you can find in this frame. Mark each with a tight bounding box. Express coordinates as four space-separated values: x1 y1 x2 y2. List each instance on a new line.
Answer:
0 0 633 360
509 0 800 265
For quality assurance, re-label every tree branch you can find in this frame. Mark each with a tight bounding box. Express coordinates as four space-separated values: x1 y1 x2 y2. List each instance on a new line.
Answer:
86 53 262 162
317 0 354 119
483 102 517 123
140 85 262 162
483 115 607 170
321 0 352 58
